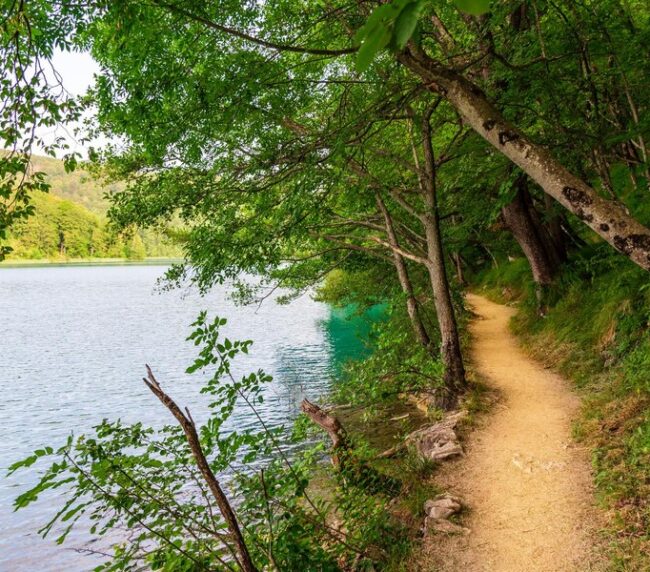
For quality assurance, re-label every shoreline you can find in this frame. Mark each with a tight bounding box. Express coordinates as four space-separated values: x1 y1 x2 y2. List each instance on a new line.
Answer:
0 257 183 268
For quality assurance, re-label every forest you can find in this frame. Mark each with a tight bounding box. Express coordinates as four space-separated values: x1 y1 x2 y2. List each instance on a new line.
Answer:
1 0 649 570
2 154 181 260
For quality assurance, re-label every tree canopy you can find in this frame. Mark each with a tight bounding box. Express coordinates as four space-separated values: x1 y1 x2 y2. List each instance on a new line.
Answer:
2 0 650 397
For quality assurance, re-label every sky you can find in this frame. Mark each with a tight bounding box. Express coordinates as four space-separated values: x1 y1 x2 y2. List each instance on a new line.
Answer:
52 50 99 97
36 50 102 156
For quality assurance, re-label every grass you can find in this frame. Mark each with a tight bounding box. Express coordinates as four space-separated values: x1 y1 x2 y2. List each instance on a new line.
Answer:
476 253 650 570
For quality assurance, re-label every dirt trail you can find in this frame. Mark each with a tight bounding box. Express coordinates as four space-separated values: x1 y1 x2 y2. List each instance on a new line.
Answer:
423 294 601 571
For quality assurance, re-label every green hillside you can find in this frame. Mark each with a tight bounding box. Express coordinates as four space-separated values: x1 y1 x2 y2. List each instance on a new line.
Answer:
4 154 182 261
27 154 115 214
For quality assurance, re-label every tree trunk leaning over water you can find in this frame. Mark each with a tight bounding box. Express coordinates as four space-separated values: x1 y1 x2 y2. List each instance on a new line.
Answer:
398 47 650 273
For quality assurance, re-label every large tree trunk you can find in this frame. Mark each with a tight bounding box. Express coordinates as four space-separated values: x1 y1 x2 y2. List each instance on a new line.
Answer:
398 48 650 272
375 194 433 353
502 179 563 285
542 194 568 262
502 180 564 309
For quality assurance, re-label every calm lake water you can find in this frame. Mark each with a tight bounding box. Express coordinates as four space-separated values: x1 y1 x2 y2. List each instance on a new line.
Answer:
0 265 368 571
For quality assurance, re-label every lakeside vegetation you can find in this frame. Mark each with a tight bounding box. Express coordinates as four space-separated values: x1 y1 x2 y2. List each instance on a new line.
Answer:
2 0 650 570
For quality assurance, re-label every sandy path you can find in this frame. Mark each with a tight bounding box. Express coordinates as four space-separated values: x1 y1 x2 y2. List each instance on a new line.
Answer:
423 294 601 571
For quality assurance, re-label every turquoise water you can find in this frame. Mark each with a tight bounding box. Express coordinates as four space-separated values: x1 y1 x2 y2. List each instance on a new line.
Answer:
0 265 370 571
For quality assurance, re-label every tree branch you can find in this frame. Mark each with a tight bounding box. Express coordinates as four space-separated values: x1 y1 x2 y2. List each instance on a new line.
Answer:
151 0 357 56
143 366 258 572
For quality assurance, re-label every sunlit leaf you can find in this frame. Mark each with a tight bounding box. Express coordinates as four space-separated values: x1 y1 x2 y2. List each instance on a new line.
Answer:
454 0 491 16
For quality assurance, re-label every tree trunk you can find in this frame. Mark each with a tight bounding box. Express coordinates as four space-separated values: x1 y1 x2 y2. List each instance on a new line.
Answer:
423 217 466 409
502 181 563 308
502 179 563 284
450 215 466 285
58 228 65 256
415 113 467 409
398 48 650 272
543 194 568 261
375 194 433 353
451 251 465 285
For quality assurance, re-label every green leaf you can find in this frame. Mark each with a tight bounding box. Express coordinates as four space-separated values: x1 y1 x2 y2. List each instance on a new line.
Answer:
356 27 391 72
454 0 490 16
353 3 399 45
393 1 425 49
7 454 38 474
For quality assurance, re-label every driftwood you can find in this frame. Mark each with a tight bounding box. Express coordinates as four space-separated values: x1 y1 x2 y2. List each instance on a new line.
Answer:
300 398 349 468
144 366 258 572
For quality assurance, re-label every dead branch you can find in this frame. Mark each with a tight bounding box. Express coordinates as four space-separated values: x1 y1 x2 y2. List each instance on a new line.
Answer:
300 399 401 496
300 398 349 468
144 365 258 572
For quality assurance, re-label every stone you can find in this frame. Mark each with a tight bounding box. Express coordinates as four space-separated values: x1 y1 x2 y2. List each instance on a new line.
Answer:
406 412 466 461
424 494 463 520
422 494 467 537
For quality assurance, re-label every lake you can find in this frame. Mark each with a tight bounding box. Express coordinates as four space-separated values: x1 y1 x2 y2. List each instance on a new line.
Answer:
0 265 367 571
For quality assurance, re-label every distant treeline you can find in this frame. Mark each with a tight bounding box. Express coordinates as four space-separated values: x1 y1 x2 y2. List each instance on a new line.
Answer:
4 154 181 261
6 191 181 260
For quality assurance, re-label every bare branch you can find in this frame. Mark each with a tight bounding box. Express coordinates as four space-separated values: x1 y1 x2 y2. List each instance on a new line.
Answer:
143 366 258 572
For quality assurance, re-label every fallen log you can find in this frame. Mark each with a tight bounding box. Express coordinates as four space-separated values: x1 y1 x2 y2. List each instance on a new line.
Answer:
300 398 400 495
